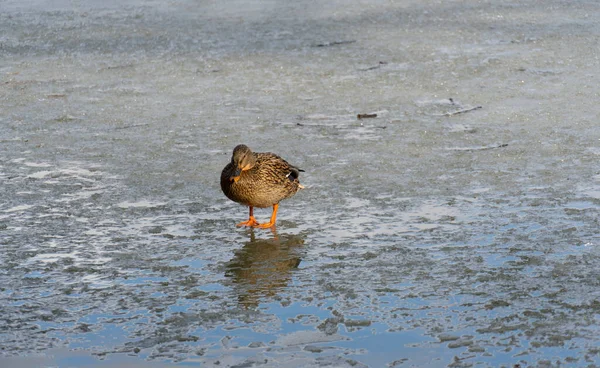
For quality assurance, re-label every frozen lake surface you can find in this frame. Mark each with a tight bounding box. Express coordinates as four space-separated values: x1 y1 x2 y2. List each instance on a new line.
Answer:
1 0 599 367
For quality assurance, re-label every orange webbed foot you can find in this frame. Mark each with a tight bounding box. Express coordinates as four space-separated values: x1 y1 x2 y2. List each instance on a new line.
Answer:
236 216 260 227
253 203 279 229
254 221 275 229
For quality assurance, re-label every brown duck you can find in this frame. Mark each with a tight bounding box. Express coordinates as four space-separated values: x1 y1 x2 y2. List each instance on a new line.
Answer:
221 144 304 228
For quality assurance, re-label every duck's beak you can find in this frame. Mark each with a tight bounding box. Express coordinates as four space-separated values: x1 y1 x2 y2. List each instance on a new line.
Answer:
230 167 242 182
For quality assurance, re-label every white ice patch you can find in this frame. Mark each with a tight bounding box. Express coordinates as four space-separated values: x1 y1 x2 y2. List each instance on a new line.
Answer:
276 330 347 346
57 188 105 202
28 251 80 264
84 229 106 236
116 200 167 209
28 170 53 179
3 204 34 212
24 162 53 168
26 162 110 183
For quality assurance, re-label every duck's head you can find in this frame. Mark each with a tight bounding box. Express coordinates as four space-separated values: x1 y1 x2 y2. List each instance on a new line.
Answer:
229 144 256 182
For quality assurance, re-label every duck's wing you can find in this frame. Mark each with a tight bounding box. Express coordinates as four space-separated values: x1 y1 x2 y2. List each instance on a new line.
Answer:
256 152 303 184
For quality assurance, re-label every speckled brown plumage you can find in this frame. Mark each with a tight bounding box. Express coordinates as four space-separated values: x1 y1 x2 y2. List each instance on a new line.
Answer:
221 144 304 228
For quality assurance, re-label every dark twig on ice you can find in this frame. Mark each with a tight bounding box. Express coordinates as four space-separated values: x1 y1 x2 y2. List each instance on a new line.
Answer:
357 113 377 119
114 123 150 130
448 143 508 152
443 105 483 116
314 40 356 47
359 61 388 71
477 143 508 151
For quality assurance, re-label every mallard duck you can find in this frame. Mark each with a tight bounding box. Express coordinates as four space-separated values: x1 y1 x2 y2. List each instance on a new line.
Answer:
221 144 304 228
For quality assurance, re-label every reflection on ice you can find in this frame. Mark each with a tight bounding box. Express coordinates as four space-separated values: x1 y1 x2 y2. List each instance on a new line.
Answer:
226 229 304 308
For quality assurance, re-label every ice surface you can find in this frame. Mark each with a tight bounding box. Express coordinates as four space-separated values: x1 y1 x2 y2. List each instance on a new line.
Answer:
1 0 599 366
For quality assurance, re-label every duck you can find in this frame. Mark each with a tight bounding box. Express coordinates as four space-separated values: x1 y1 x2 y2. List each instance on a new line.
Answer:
221 144 304 228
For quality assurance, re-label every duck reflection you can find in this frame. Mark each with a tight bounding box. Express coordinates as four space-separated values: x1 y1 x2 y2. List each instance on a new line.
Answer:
225 228 304 308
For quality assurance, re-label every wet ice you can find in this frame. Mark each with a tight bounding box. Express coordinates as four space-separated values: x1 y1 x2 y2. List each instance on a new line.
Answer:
1 0 600 367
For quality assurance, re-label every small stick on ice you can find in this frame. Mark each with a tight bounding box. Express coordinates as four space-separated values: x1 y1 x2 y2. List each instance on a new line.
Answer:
444 105 483 116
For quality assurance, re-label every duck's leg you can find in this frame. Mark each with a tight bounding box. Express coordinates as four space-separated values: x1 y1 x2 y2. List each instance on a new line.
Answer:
256 203 279 228
236 206 260 227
